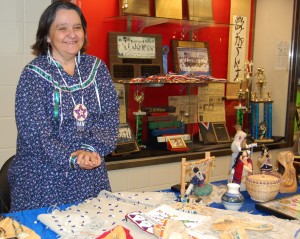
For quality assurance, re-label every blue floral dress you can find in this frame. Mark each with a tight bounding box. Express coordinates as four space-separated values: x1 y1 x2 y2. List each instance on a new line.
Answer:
8 54 119 212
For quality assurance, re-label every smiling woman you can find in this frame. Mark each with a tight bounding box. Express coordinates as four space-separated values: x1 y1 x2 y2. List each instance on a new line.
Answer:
8 1 119 212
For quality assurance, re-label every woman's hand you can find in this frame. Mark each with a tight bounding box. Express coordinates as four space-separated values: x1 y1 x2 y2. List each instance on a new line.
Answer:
71 150 101 170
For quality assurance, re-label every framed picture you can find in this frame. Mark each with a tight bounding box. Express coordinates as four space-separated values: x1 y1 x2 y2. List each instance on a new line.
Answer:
168 137 187 149
256 194 300 220
172 40 212 76
198 122 217 145
109 32 162 81
111 123 140 156
212 122 230 143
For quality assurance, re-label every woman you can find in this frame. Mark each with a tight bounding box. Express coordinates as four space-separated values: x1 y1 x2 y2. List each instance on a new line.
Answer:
8 1 119 212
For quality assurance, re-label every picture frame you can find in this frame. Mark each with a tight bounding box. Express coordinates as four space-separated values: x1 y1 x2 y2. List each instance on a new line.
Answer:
172 40 212 76
255 194 300 220
111 123 140 156
212 122 230 143
198 122 217 145
168 137 187 149
109 32 163 81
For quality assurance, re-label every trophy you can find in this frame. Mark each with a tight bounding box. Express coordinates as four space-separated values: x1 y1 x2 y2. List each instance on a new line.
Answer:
250 67 273 142
133 90 146 147
233 61 253 128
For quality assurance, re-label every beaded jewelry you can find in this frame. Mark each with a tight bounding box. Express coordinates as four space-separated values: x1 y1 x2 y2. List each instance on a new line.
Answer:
69 155 79 170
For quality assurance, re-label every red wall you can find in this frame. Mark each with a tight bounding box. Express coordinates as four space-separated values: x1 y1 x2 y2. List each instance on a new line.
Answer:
78 0 253 138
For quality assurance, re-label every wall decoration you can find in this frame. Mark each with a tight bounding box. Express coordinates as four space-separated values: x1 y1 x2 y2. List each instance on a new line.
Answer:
198 122 217 145
187 0 213 21
155 0 182 19
212 122 230 143
109 32 162 82
119 0 150 16
172 40 211 76
228 15 248 82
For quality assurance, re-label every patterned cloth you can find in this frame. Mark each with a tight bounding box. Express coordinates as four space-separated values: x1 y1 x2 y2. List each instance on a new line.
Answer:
8 54 119 212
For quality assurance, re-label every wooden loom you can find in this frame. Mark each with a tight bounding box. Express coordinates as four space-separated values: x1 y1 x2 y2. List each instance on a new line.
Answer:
180 152 215 197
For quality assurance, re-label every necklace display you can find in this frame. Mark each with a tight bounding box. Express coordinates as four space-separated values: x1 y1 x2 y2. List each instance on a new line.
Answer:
53 58 88 132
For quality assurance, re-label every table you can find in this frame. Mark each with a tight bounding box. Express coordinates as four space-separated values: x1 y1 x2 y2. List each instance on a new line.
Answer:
4 181 300 239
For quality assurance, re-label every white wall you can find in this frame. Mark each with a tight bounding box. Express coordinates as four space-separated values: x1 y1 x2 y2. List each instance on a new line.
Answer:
0 0 51 167
253 0 293 136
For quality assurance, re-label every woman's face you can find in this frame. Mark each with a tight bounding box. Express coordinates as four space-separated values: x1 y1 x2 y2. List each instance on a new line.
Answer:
47 9 84 62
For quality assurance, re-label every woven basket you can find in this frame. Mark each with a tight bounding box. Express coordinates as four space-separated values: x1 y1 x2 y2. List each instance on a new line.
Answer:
246 173 281 202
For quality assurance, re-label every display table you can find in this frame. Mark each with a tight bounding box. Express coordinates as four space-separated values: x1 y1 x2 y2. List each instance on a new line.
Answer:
4 181 300 239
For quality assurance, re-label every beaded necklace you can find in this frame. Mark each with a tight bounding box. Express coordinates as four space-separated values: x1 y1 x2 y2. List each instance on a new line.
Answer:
53 58 88 132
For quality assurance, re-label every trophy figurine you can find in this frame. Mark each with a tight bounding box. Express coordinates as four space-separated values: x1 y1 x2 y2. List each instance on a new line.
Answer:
133 91 146 147
250 67 273 142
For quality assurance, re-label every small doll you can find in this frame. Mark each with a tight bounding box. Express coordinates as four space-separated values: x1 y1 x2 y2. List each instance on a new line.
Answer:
258 145 273 173
183 167 213 199
232 150 253 191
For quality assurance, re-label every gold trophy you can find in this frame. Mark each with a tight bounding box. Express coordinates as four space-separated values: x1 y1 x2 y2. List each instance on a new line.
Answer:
133 90 146 147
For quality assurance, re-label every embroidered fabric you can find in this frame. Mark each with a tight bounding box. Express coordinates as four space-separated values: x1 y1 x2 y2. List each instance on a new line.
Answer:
37 190 177 239
37 190 300 239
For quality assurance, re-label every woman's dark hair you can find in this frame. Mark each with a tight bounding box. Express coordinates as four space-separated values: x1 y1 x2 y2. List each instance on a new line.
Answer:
31 1 87 56
232 151 244 169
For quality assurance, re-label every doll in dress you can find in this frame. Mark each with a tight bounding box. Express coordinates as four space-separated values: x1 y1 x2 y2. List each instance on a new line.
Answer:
258 145 273 173
229 125 256 182
183 167 213 201
232 150 253 191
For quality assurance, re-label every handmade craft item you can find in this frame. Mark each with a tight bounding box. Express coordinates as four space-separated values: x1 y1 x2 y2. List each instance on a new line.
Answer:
231 150 253 191
277 151 297 193
153 219 194 239
96 225 133 239
180 153 215 199
221 183 244 211
183 167 213 198
0 217 40 239
246 173 280 202
211 216 273 239
258 145 273 173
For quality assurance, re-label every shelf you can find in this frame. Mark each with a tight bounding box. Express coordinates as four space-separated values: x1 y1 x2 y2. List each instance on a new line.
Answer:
104 15 231 33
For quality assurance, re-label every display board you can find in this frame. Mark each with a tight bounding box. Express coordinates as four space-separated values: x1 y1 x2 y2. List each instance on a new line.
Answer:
109 32 163 82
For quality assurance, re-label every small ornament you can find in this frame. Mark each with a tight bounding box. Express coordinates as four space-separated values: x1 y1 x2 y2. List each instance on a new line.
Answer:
73 104 88 131
221 183 244 211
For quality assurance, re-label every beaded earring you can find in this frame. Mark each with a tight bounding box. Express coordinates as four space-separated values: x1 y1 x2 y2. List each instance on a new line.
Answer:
47 43 52 64
77 50 81 64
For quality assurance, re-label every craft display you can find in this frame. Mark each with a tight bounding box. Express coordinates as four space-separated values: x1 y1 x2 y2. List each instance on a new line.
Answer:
34 187 300 238
221 183 245 211
245 173 280 202
180 153 215 200
183 167 213 199
277 151 297 193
